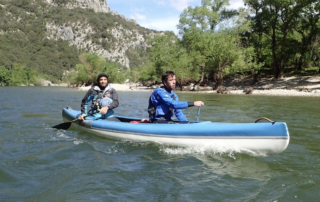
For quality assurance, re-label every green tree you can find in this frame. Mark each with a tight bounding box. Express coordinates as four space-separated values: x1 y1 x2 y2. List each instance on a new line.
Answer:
99 60 125 83
177 0 260 87
292 2 320 71
62 70 78 87
10 63 25 86
76 53 106 85
177 0 238 34
131 61 158 84
0 66 11 86
24 67 38 86
72 53 125 85
177 0 236 84
245 0 320 78
310 35 320 72
149 33 197 90
191 28 262 88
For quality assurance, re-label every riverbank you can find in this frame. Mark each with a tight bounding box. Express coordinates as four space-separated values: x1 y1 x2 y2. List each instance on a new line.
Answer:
77 75 320 97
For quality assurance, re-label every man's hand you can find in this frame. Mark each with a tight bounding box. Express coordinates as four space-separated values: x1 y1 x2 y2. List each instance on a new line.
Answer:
78 115 85 121
100 106 109 115
194 101 204 107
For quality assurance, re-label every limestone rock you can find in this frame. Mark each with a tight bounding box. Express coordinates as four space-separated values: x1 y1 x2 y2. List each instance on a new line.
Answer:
195 86 213 91
216 86 230 94
243 86 254 94
59 0 111 13
58 26 74 41
42 0 151 69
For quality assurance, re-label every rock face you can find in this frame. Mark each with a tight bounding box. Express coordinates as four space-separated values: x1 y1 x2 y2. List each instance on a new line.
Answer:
61 0 138 24
44 0 155 69
58 26 74 41
63 0 111 13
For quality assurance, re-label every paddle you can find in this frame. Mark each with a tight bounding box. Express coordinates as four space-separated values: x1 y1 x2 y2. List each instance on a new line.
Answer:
53 118 78 130
52 113 96 130
52 105 104 130
196 107 200 122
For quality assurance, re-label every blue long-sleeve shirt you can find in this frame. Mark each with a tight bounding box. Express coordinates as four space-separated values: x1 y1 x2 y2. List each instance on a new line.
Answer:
149 87 193 121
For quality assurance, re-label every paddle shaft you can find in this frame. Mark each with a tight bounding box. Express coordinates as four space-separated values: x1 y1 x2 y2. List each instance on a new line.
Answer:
67 108 102 122
196 107 200 122
69 112 95 123
52 109 101 130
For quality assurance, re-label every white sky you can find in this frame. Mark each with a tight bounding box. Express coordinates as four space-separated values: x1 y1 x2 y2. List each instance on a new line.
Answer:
106 0 245 34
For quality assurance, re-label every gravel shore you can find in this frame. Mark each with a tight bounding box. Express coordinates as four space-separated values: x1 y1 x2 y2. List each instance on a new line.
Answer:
78 75 320 97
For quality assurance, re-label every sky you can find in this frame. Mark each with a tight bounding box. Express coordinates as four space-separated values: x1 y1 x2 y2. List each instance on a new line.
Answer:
106 0 245 35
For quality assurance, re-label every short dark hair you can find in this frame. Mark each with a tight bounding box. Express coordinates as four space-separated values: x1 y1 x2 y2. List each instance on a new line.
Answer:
97 73 108 82
162 71 175 83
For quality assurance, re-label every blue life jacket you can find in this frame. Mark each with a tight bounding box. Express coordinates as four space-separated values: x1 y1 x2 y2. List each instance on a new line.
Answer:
148 87 189 121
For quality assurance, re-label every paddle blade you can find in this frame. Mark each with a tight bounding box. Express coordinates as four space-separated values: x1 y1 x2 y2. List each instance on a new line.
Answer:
52 122 72 130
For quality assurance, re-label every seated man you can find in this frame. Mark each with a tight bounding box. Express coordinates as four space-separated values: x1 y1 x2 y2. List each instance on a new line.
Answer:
148 71 204 122
78 73 120 122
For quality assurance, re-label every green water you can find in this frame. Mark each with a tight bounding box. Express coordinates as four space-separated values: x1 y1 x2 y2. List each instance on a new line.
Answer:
0 87 319 201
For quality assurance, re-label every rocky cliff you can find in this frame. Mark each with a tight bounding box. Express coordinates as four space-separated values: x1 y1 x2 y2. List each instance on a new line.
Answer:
0 0 159 80
43 0 154 69
48 0 137 23
50 0 111 13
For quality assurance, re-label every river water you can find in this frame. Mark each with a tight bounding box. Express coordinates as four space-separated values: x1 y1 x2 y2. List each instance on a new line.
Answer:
0 87 319 201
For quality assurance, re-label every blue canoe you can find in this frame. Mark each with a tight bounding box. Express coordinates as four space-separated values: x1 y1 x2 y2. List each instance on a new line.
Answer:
61 108 290 155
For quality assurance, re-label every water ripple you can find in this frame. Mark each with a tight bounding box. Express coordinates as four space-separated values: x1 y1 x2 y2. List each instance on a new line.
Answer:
1 87 320 201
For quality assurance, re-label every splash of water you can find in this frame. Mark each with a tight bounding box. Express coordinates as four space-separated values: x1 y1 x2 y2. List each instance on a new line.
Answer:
158 144 262 158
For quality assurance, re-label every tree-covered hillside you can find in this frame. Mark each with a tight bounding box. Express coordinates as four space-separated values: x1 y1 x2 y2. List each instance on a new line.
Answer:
0 0 80 81
0 0 156 85
1 0 319 89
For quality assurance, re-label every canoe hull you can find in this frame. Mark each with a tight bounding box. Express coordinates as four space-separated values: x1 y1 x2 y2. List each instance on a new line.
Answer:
62 108 290 155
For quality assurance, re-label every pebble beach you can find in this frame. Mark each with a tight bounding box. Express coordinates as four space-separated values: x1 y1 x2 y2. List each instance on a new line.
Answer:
78 75 320 97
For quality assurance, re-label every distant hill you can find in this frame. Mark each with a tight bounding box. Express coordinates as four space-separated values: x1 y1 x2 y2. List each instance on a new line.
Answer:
0 0 159 81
